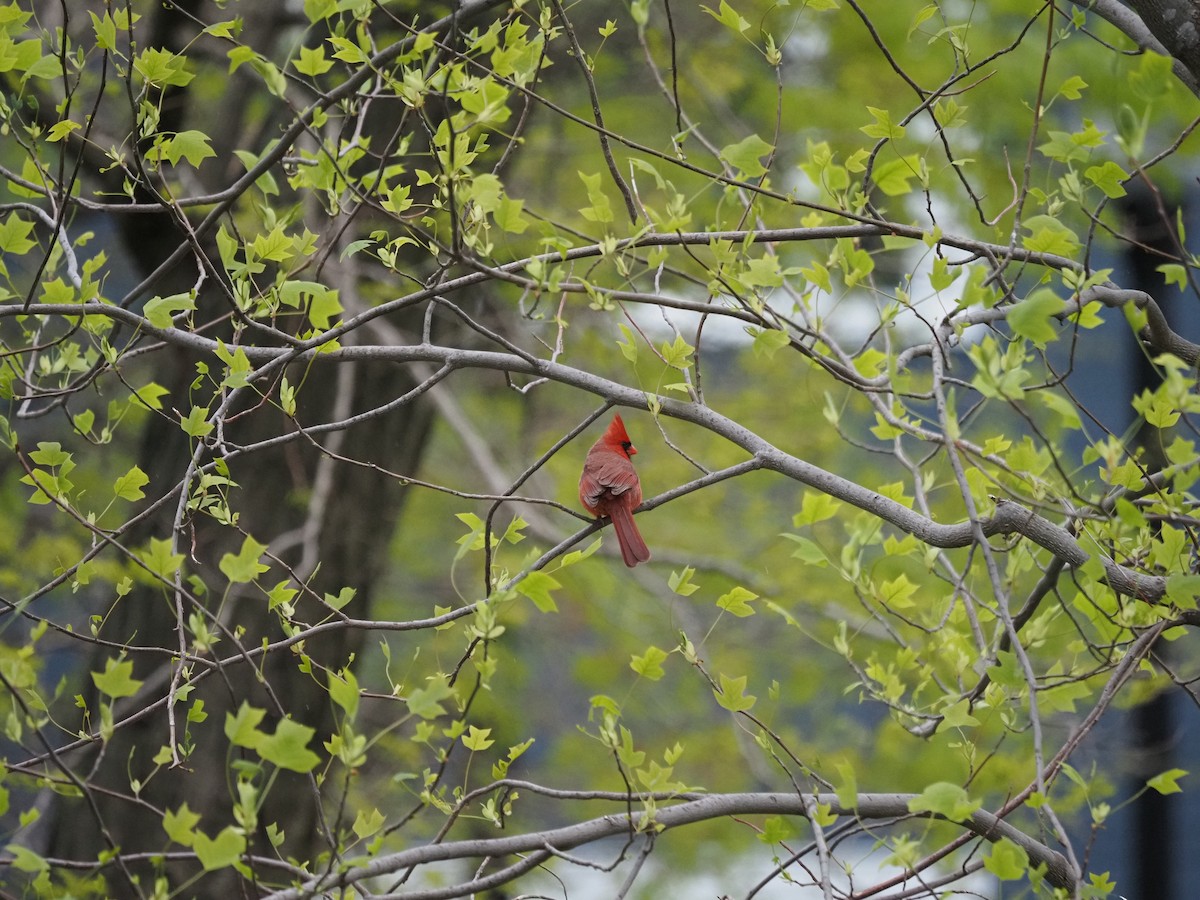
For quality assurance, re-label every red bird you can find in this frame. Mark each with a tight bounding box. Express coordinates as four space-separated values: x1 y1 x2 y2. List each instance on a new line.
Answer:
579 414 651 567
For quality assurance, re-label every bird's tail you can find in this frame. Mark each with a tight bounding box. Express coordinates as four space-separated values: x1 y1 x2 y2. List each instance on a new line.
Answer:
608 504 650 567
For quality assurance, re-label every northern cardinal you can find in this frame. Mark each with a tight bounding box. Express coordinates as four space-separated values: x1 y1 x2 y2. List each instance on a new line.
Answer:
579 413 651 567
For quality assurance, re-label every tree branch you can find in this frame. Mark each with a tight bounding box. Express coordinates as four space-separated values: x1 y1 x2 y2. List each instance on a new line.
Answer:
262 791 1075 898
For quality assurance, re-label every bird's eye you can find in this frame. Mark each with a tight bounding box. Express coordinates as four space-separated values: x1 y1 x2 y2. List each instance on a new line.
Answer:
621 441 632 451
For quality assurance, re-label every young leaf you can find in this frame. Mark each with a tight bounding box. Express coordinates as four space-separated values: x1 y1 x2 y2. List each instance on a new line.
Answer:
716 586 758 617
462 726 495 751
907 782 981 823
714 673 756 712
668 566 701 596
329 669 359 720
719 133 774 177
92 658 143 699
225 702 267 749
1008 289 1065 348
353 808 386 839
516 570 561 613
219 535 270 584
631 646 669 680
983 837 1029 880
162 803 201 847
193 826 246 871
113 466 149 501
258 718 321 772
701 0 750 34
1147 768 1188 795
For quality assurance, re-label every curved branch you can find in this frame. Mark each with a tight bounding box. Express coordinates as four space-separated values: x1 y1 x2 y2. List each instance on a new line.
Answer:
261 791 1074 898
1075 0 1200 96
1083 283 1200 364
10 300 1172 602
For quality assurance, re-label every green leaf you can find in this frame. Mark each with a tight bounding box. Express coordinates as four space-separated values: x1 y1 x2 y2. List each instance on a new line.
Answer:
835 760 858 810
203 19 240 39
225 702 267 749
929 256 960 291
134 47 195 88
714 673 756 712
294 45 333 76
113 466 149 501
631 645 669 680
1058 75 1087 100
142 537 184 581
193 826 246 871
668 566 701 596
163 803 201 847
701 0 750 34
660 333 694 370
794 492 841 526
462 725 495 751
516 570 561 613
40 277 74 304
577 171 614 224
494 195 530 233
305 0 338 20
73 409 95 435
719 133 774 177
940 698 980 729
1147 768 1188 795
782 533 828 566
353 807 385 839
258 718 320 772
92 657 143 699
878 574 917 610
133 381 170 411
758 815 795 844
716 586 758 617
1021 215 1081 257
1130 50 1173 102
1008 289 1065 348
329 669 359 720
984 836 1029 880
907 782 981 823
267 581 298 612
1166 574 1200 610
219 535 270 584
616 323 638 362
4 845 47 874
860 107 905 141
214 339 253 389
1158 263 1188 290
1035 390 1083 429
156 130 215 167
142 294 196 328
872 156 920 196
30 442 71 468
0 213 35 254
1084 160 1128 198
751 328 790 358
801 261 832 293
179 405 213 438
407 676 455 720
467 173 503 212
90 10 118 50
324 587 356 610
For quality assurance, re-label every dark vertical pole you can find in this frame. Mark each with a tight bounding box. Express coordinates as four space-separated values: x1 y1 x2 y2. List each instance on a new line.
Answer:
1123 184 1179 900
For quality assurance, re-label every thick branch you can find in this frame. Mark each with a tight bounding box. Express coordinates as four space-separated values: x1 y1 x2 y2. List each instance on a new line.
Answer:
10 304 1171 602
1083 283 1200 364
1073 0 1200 96
1123 0 1200 96
262 791 1075 898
